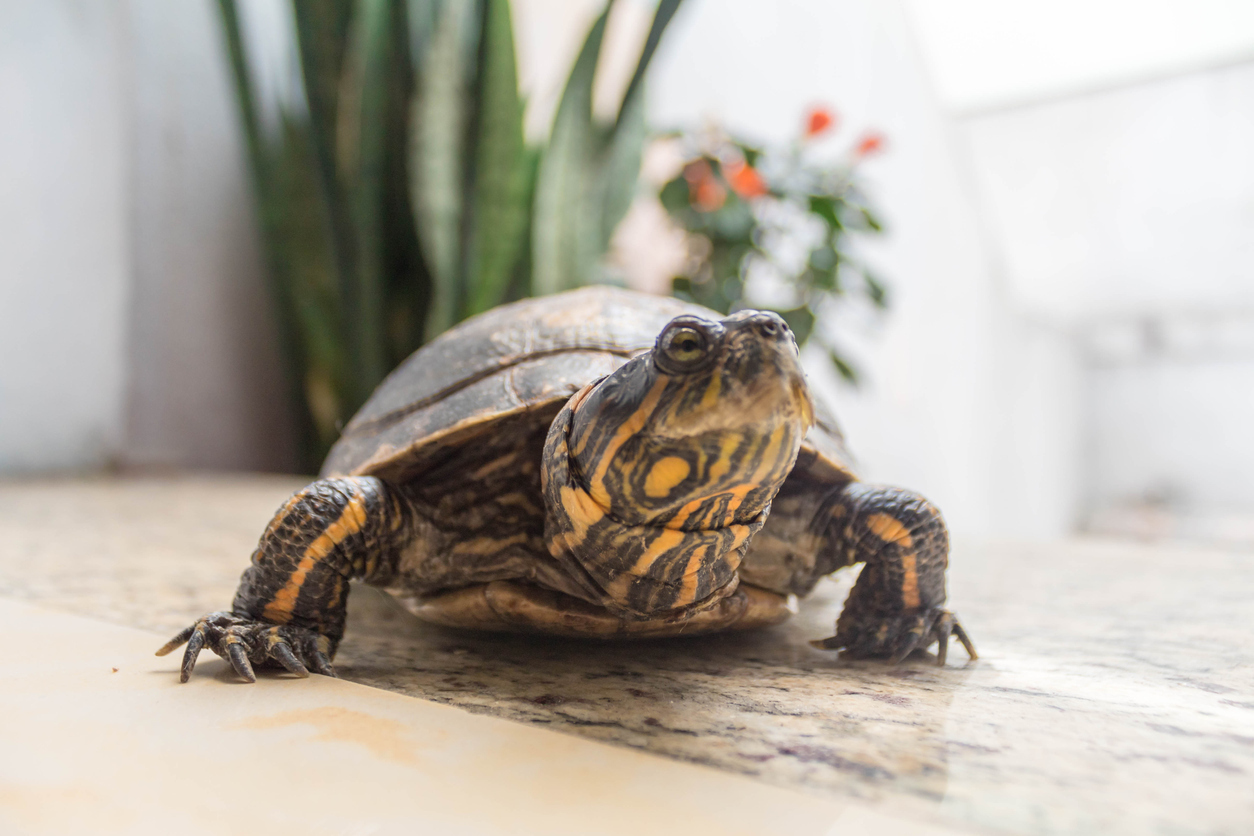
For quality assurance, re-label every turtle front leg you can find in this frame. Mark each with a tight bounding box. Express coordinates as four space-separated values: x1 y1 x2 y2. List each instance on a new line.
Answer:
809 483 977 665
157 477 407 682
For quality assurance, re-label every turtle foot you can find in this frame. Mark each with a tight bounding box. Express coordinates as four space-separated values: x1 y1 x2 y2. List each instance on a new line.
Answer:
156 612 336 683
810 608 977 666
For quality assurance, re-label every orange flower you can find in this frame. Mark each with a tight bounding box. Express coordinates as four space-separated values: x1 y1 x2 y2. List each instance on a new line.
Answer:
684 160 726 212
804 106 837 138
724 159 768 199
854 131 885 158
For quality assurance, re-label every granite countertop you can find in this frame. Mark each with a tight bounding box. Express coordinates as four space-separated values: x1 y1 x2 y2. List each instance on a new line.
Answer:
1 476 1251 835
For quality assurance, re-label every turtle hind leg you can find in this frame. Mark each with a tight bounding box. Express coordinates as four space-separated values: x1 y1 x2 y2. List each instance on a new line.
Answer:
809 483 977 666
157 476 409 682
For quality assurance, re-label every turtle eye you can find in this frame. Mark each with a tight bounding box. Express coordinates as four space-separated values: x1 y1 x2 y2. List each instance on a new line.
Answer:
662 326 707 366
667 328 705 360
654 317 720 374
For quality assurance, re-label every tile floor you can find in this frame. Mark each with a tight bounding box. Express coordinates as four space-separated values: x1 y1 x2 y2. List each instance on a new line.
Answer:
1 477 1251 835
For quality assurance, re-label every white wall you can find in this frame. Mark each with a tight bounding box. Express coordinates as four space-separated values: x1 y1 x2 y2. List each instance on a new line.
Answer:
1087 355 1254 512
959 63 1254 320
0 1 131 472
124 0 293 472
906 0 1254 539
0 0 292 475
906 0 1254 112
957 63 1254 533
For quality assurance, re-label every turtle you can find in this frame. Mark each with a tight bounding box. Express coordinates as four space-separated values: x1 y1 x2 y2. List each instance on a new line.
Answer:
159 285 976 682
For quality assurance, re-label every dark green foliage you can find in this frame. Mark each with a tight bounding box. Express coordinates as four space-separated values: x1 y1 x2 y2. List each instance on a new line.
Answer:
217 0 685 470
660 122 889 384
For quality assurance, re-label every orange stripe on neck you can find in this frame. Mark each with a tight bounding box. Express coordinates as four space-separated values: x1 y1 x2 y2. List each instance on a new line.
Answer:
586 377 670 510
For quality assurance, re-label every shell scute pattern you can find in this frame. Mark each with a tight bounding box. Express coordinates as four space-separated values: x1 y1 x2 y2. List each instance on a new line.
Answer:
322 288 735 480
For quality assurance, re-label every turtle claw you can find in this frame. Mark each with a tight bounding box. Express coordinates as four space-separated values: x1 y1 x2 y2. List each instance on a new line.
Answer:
949 617 977 662
811 608 977 666
270 641 310 678
156 612 337 683
180 623 208 683
155 624 195 658
888 628 925 666
934 614 952 667
225 639 256 682
310 646 337 678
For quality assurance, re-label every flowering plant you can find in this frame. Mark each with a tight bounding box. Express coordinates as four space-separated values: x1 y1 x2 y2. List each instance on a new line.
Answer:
659 106 887 381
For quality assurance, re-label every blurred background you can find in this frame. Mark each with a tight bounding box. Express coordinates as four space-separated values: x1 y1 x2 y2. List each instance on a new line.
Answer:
2 0 1253 546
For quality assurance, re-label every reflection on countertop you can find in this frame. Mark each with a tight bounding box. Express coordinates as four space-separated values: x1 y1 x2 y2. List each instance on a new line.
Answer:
1 476 1251 836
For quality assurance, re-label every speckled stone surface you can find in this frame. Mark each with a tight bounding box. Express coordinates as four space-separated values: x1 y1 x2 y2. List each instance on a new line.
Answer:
1 477 1251 835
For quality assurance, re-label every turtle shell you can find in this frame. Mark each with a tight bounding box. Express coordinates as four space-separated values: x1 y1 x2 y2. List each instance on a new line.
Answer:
321 285 855 484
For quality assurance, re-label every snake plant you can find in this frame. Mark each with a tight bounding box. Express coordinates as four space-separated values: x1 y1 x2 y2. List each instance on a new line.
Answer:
217 0 683 470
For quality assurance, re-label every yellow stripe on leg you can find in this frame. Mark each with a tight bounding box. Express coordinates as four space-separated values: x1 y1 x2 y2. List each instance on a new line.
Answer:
899 552 920 610
866 513 920 610
867 513 913 547
261 490 369 623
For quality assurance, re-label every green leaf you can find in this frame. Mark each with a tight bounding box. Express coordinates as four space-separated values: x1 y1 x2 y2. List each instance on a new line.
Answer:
405 0 442 61
808 245 837 272
597 78 647 249
465 0 529 315
659 175 690 215
215 0 269 185
504 144 543 300
599 0 688 245
717 275 744 312
736 142 763 168
292 0 357 361
271 116 350 452
807 194 841 230
531 4 611 296
292 0 354 187
711 199 754 240
410 0 481 334
804 245 837 292
337 0 397 406
774 305 816 345
710 241 749 286
862 270 889 308
614 0 683 131
533 0 687 295
828 349 860 384
380 1 428 367
859 205 883 232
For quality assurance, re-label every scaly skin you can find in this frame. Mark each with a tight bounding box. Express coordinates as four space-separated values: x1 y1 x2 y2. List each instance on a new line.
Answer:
156 477 408 681
542 311 812 618
808 483 976 665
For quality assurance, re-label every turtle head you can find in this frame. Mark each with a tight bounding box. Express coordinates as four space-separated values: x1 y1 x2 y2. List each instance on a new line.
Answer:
571 310 814 524
541 310 814 617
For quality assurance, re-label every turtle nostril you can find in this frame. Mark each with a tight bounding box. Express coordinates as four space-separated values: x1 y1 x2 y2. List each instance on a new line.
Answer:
756 316 782 339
